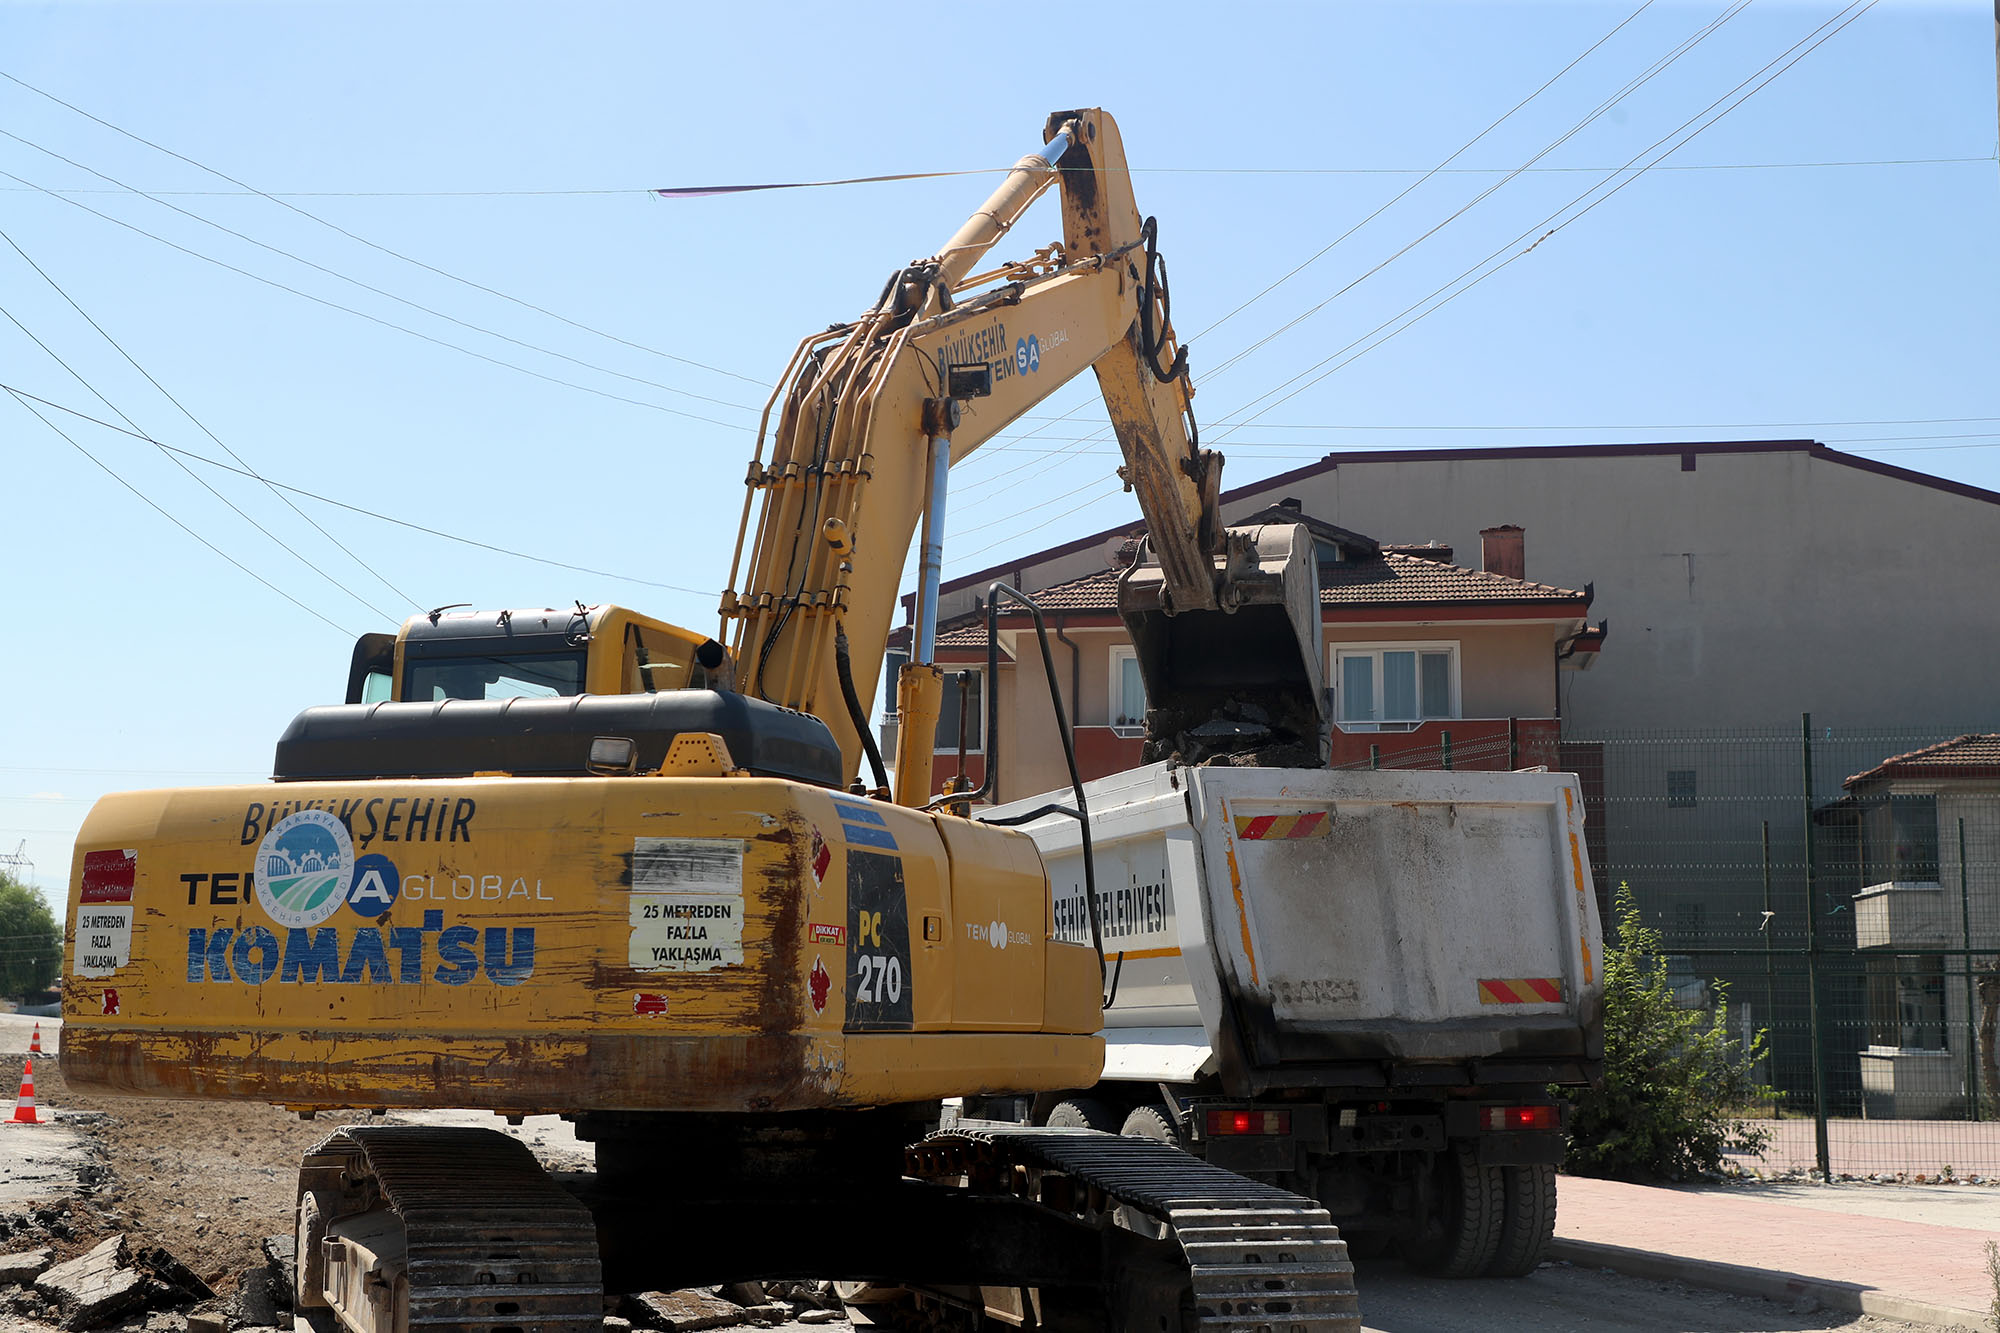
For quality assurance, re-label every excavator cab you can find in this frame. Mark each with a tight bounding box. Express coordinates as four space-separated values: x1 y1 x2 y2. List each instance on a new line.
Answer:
344 605 723 706
1119 521 1329 768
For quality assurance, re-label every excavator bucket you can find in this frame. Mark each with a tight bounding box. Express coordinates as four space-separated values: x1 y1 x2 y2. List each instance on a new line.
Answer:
1118 521 1328 767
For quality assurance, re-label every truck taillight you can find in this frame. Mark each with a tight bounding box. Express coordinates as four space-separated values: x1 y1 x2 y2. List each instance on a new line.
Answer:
1205 1109 1291 1136
1480 1105 1557 1131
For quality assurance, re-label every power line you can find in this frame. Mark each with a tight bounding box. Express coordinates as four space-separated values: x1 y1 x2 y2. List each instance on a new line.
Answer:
0 227 416 617
0 68 770 389
5 387 355 636
1196 0 1660 345
5 156 1979 197
0 128 761 416
0 385 718 597
1203 0 1754 387
952 0 1749 511
1211 1 1884 443
0 166 749 429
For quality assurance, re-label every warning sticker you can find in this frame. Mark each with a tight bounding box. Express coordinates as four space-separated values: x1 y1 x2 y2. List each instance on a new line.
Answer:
629 837 745 972
76 849 137 976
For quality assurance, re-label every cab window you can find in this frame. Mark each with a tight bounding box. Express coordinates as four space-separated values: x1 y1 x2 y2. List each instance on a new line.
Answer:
405 652 587 701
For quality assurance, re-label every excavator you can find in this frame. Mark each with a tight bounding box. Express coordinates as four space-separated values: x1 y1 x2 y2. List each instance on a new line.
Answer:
62 109 1351 1332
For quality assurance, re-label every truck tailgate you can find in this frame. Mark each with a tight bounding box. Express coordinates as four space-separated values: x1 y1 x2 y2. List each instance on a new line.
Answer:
1188 765 1602 1067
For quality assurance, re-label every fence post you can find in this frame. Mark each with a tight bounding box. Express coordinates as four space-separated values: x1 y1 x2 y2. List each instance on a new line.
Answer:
1964 818 1980 1122
1762 820 1776 1087
1801 713 1832 1180
1369 744 1379 771
1508 717 1520 770
1441 731 1453 771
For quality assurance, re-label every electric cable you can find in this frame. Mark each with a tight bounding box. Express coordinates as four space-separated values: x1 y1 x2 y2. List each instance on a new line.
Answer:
0 68 769 389
0 166 747 429
5 387 354 636
1195 0 1659 344
1201 0 1755 385
0 384 718 597
0 156 1984 198
0 227 419 615
1210 0 1884 440
951 0 1749 505
0 128 759 415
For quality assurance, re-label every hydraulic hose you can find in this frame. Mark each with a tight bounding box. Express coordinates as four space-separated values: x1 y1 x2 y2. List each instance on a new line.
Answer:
835 623 891 795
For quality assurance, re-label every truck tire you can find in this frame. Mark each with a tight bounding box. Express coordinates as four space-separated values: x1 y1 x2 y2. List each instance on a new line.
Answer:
1045 1097 1121 1132
1119 1104 1182 1144
1484 1162 1557 1277
1406 1144 1503 1279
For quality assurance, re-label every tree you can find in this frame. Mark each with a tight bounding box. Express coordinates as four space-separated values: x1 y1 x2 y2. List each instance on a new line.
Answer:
1559 883 1774 1181
0 871 62 998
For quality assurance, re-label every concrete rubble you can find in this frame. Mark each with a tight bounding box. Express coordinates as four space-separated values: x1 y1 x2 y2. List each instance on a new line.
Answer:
34 1235 147 1329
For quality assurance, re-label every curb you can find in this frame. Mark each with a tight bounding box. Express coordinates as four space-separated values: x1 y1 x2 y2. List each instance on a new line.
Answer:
1549 1239 1988 1332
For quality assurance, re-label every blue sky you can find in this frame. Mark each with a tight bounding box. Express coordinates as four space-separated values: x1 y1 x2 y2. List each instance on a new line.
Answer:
3 0 1995 912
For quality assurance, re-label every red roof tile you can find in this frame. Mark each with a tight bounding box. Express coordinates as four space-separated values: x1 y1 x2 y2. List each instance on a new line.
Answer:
917 551 1588 649
1845 735 2000 787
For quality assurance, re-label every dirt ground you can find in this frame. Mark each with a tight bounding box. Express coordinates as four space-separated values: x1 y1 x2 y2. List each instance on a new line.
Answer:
0 1050 378 1291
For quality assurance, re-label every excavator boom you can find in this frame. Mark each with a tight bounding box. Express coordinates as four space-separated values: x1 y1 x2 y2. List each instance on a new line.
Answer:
723 109 1327 800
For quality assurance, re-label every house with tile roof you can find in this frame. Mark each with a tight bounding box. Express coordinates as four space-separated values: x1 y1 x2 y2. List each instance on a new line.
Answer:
1838 735 2000 1118
883 500 1604 804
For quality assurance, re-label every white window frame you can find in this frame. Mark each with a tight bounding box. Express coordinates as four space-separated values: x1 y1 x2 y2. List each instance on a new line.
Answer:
1329 641 1461 733
1107 645 1147 737
933 665 986 756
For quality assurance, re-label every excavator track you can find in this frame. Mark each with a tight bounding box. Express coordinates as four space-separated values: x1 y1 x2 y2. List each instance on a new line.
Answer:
908 1126 1360 1333
298 1126 602 1333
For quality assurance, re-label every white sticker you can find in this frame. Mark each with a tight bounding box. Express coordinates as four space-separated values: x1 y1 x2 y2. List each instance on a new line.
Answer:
75 904 134 977
629 838 745 972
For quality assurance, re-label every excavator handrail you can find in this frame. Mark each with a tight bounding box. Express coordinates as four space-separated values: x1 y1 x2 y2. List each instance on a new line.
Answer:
924 583 1108 998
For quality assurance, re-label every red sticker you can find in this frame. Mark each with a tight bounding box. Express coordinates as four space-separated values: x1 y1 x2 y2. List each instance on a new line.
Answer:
80 849 137 905
633 993 668 1016
810 922 846 945
809 826 831 884
809 957 830 1014
100 988 121 1016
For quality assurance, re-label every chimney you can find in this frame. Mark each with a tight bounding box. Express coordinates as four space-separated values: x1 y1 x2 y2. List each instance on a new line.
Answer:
1479 525 1525 581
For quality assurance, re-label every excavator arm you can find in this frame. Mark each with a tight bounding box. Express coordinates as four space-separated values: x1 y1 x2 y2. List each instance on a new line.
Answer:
723 109 1326 803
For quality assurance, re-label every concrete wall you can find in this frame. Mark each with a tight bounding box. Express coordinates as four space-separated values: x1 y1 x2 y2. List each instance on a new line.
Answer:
1207 447 2000 733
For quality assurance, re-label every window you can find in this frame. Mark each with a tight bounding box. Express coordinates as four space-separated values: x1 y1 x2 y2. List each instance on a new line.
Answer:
1861 793 1940 884
1108 646 1148 735
1866 954 1946 1050
404 652 587 701
935 668 983 754
1330 644 1456 730
1667 770 1697 808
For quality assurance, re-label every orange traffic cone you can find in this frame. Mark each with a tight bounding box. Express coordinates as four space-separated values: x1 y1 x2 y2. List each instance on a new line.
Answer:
28 1024 40 1054
10 1057 41 1124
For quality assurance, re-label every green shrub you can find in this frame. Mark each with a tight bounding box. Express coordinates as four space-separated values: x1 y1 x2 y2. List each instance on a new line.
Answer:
1559 883 1774 1181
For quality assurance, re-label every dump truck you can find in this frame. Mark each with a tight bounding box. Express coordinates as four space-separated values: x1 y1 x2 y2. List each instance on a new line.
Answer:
62 109 1364 1333
979 761 1605 1278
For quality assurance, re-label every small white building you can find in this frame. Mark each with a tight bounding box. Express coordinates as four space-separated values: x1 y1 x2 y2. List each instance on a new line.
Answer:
1843 735 2000 1118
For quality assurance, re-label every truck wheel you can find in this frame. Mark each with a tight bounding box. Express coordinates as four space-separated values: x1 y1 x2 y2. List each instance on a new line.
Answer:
1119 1104 1182 1144
1045 1097 1121 1132
1483 1163 1557 1277
1406 1144 1503 1278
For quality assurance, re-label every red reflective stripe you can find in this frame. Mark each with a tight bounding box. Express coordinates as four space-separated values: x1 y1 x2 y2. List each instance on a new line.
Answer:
1240 816 1278 840
1287 811 1326 838
1479 979 1523 1004
1525 977 1563 1002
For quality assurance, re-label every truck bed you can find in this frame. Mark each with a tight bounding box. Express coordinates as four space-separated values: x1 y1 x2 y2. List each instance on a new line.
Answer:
994 762 1604 1093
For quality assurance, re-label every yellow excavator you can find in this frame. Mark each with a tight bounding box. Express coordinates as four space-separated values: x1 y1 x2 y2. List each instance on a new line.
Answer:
63 109 1350 1332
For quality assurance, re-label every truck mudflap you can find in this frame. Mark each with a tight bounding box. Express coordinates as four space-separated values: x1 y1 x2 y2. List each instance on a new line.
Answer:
910 1125 1360 1332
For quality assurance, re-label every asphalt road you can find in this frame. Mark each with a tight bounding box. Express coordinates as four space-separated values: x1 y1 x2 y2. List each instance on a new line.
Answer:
1354 1261 1936 1333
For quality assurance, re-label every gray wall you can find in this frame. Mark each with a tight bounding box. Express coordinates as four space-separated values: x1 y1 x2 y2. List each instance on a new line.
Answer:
1211 446 2000 733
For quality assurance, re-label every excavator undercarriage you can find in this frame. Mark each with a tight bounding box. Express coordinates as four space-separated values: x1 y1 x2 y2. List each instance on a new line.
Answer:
294 1113 1359 1333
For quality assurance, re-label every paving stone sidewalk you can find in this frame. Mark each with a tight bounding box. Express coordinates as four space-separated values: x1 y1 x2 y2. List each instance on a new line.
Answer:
1554 1175 1999 1330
